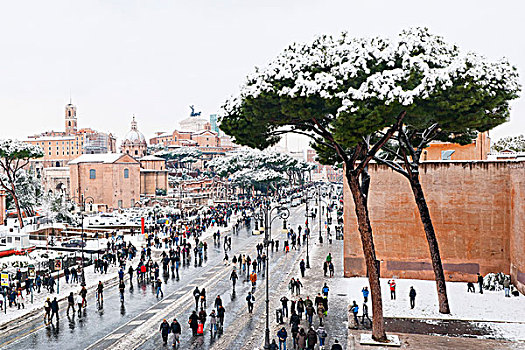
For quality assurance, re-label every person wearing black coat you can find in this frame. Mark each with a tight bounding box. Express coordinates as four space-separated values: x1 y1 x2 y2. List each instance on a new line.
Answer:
409 286 417 309
50 297 59 322
306 327 317 349
188 311 199 336
159 319 170 345
170 318 182 347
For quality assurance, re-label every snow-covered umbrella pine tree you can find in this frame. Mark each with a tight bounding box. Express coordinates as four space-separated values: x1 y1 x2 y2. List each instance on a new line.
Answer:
0 139 44 228
220 27 520 341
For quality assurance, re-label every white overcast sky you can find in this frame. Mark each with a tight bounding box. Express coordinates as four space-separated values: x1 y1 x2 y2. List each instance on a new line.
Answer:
0 0 524 150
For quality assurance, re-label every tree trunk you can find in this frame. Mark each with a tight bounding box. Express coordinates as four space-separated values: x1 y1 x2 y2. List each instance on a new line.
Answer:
409 174 450 314
347 172 386 341
9 184 25 228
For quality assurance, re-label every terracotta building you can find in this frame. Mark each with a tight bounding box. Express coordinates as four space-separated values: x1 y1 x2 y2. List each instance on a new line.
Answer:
139 155 168 196
149 111 236 151
25 102 116 169
422 132 490 161
69 153 141 210
343 160 525 295
120 116 147 159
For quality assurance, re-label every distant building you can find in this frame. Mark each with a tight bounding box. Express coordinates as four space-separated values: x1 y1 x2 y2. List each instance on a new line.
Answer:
69 153 141 210
307 149 342 183
139 155 168 196
68 152 168 210
120 116 147 159
25 102 116 171
422 132 490 161
209 114 219 133
149 109 237 153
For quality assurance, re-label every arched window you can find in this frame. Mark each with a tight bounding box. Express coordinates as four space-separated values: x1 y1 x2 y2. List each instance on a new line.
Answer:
124 168 129 179
68 121 71 127
135 150 138 156
89 169 96 179
68 110 71 117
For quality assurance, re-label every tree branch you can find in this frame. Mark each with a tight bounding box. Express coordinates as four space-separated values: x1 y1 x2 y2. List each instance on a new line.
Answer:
355 111 406 175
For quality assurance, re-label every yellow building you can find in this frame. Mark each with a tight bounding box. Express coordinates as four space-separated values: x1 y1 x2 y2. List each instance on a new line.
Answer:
25 102 116 169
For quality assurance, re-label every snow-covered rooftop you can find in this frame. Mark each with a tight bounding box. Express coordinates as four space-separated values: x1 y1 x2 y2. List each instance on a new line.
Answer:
140 155 165 161
68 153 130 164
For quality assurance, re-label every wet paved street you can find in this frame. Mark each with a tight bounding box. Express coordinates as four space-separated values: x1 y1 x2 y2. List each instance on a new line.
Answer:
0 204 313 350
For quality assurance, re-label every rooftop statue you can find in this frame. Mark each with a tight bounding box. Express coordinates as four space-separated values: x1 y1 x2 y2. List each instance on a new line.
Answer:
189 105 202 117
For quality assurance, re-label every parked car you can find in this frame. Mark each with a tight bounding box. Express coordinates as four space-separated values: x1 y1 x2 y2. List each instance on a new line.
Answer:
61 239 86 248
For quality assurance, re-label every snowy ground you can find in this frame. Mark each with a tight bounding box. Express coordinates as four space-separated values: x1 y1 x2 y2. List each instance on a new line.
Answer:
338 277 525 341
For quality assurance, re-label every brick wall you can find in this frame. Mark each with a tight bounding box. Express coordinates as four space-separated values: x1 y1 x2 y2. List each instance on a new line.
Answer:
343 161 524 293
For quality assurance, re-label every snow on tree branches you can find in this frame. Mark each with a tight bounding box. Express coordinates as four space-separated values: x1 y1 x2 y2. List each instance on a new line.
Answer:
492 134 525 152
0 139 44 228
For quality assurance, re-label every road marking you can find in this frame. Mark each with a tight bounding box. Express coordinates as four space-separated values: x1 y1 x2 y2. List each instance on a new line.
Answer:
127 320 143 326
0 323 45 348
105 332 125 340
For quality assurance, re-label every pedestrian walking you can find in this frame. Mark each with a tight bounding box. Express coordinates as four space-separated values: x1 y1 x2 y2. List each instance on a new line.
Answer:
246 292 255 313
209 310 217 337
159 319 170 345
217 304 226 329
295 278 303 295
350 301 359 327
306 327 317 350
317 325 327 348
76 294 83 317
361 302 372 325
189 311 199 336
409 286 417 309
299 259 306 278
200 288 207 308
277 327 288 350
67 292 75 315
156 278 164 298
193 287 201 310
230 269 238 291
477 273 484 294
467 282 475 293
44 297 51 323
361 286 369 303
170 318 181 348
504 278 511 297
50 297 59 322
297 328 307 349
388 279 396 300
322 283 329 297
280 296 289 318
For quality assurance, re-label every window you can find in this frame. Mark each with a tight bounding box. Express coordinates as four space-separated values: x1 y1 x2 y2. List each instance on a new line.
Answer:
118 200 123 208
134 150 138 156
89 169 96 179
124 168 129 178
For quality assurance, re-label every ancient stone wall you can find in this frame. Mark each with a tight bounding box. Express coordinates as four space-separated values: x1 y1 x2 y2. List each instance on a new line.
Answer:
344 161 524 293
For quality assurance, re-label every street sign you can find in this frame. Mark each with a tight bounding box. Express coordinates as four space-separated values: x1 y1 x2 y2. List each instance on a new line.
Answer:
28 265 36 278
1 272 9 287
55 259 62 270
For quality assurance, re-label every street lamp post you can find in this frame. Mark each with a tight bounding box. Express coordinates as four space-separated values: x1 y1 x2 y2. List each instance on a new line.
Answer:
263 199 290 350
304 189 312 268
70 194 94 286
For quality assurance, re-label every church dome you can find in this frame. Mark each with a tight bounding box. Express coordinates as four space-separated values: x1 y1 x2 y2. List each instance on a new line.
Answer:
123 115 146 144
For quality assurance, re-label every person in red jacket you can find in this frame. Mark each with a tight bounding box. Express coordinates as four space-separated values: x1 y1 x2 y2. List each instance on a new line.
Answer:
388 279 396 300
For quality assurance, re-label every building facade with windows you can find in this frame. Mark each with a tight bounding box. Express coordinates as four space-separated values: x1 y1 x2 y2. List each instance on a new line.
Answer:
69 153 141 210
25 102 116 170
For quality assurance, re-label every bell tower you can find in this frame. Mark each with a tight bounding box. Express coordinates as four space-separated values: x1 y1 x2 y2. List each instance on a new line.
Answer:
65 100 77 135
